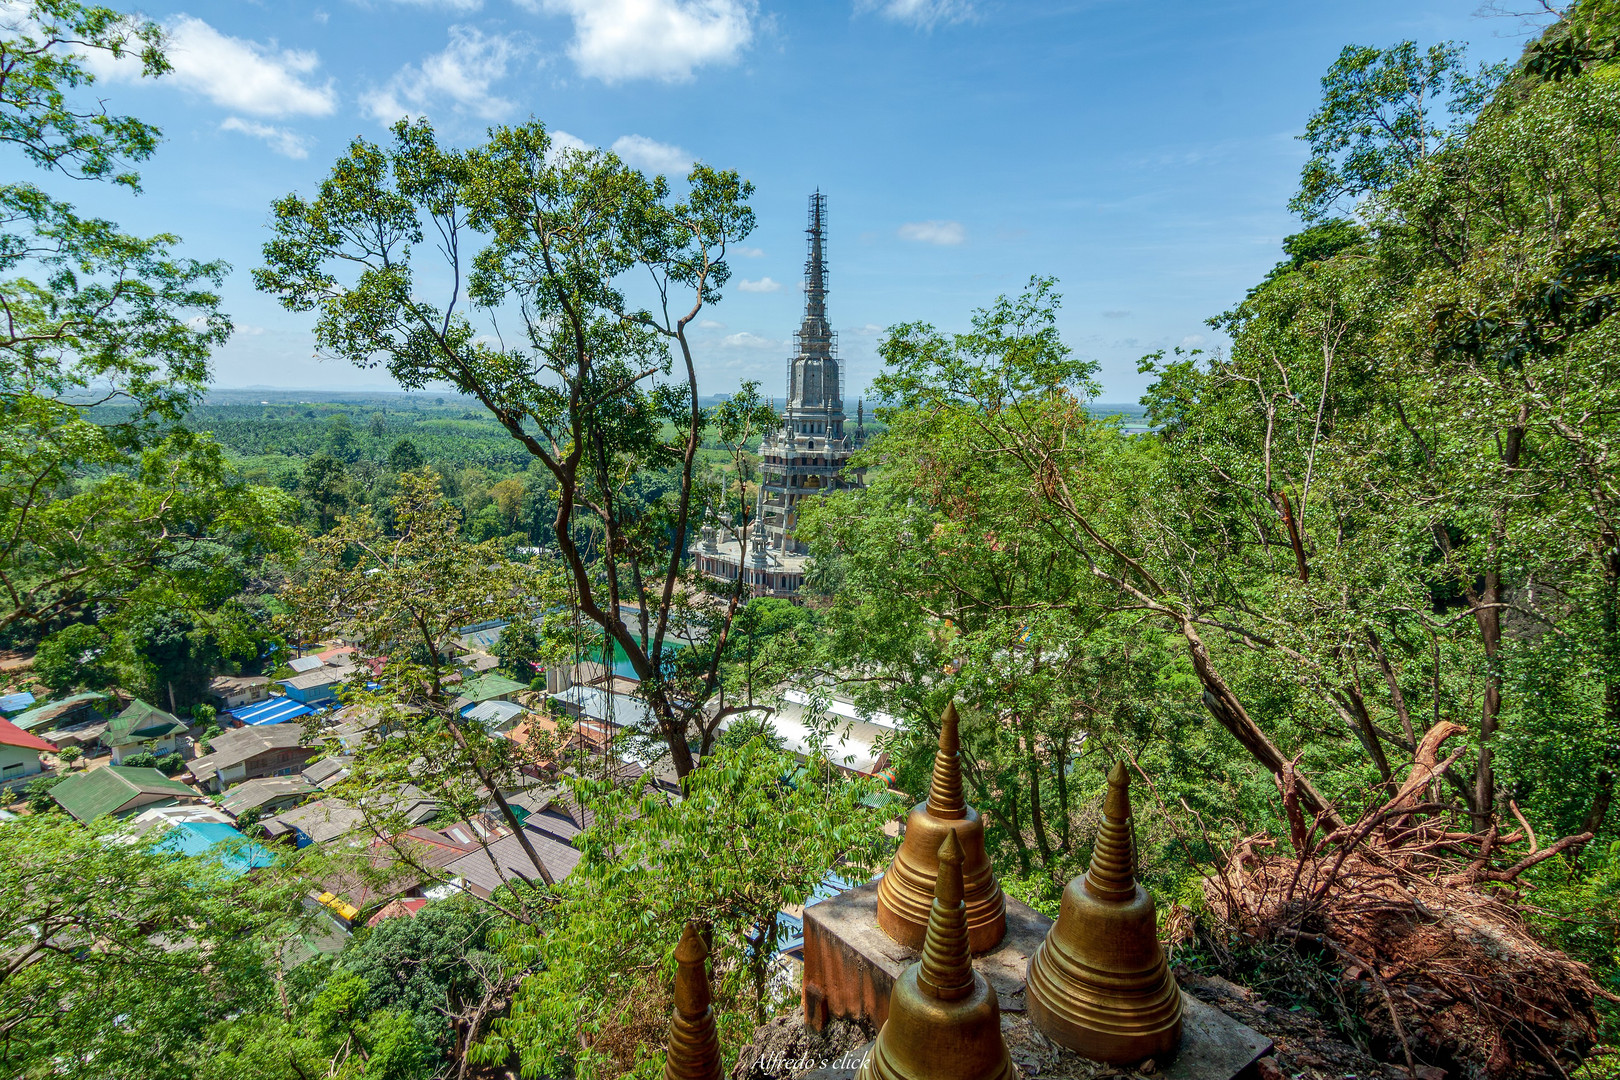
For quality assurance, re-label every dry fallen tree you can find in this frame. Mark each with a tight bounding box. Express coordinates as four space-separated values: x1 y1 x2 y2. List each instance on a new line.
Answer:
1190 722 1603 1080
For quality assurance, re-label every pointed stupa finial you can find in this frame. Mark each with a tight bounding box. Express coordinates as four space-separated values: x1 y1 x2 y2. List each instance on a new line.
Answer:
666 923 722 1080
917 830 974 1001
1084 761 1137 902
926 700 966 819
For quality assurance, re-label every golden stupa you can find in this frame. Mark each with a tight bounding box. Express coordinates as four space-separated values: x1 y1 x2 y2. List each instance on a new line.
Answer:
877 701 1007 953
1025 761 1182 1065
857 829 1016 1080
665 922 723 1080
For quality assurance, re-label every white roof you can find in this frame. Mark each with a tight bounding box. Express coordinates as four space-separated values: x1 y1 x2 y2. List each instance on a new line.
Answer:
548 685 657 730
288 656 323 673
782 688 900 730
721 706 889 774
466 700 525 727
121 804 235 840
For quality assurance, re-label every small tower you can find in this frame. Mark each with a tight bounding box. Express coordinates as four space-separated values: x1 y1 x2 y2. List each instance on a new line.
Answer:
665 923 723 1080
700 506 718 554
857 830 1015 1080
877 701 1007 953
1025 762 1183 1064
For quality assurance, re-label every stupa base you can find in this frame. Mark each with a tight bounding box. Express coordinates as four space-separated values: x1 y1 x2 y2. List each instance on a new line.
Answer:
798 882 1270 1080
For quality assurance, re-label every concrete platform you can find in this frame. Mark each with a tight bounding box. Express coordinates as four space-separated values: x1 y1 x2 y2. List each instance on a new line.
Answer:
800 880 1271 1080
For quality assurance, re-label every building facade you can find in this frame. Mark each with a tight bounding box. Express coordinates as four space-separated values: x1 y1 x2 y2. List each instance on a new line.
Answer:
692 192 866 600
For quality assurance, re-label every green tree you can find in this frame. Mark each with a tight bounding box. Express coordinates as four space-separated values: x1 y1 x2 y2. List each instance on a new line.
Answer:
0 812 301 1079
478 739 888 1078
387 438 424 473
0 1 293 634
302 452 349 532
256 119 759 778
493 617 545 680
284 471 567 902
32 622 115 691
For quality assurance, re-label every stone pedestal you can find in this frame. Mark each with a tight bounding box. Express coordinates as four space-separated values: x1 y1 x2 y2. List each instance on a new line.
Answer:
801 881 1271 1080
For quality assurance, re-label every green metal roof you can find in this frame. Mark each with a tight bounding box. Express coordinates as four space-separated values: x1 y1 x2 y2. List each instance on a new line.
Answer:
106 699 188 747
457 673 526 703
12 692 106 732
50 766 197 822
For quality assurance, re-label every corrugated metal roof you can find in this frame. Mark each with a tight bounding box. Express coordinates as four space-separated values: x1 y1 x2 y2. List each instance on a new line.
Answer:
12 692 106 731
155 821 276 875
232 697 313 726
0 716 56 753
106 699 187 746
287 656 323 673
51 766 198 822
280 670 341 691
0 691 36 714
442 824 580 896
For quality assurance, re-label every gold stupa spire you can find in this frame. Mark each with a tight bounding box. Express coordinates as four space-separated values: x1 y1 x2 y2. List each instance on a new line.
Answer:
926 701 966 818
1025 762 1183 1065
877 701 1007 953
857 830 1015 1080
665 923 723 1080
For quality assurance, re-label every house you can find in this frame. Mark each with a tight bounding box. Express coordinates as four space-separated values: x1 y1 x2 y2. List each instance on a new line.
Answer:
0 717 55 790
261 798 366 846
229 696 314 728
464 699 526 732
104 699 189 764
123 803 235 839
367 897 429 927
547 685 658 733
317 646 357 667
301 756 350 789
49 766 203 822
0 691 36 716
260 786 437 848
454 672 526 707
717 688 897 777
319 818 495 916
441 823 581 898
287 655 323 673
218 775 317 818
187 725 319 792
153 821 276 876
210 675 270 711
12 692 106 733
279 669 343 705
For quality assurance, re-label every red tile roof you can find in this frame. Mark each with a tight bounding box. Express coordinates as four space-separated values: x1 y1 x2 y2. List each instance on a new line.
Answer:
0 716 56 752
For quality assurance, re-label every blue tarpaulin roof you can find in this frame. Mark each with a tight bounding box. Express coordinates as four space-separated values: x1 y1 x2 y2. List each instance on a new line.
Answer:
231 697 313 726
156 821 275 876
0 691 35 714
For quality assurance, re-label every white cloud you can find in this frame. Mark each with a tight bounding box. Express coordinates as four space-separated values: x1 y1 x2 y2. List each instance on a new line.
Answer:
1179 334 1206 350
1102 309 1131 319
733 245 764 257
362 26 525 123
386 0 482 8
898 219 965 246
721 331 780 349
699 319 726 329
737 276 782 293
220 117 313 158
535 0 754 83
88 15 337 118
611 134 692 175
857 0 972 28
549 129 592 160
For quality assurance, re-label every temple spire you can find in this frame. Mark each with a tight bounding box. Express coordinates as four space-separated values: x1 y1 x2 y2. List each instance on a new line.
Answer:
665 924 723 1080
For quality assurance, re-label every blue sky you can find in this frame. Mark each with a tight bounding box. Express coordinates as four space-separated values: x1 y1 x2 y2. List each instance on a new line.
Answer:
54 0 1541 402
